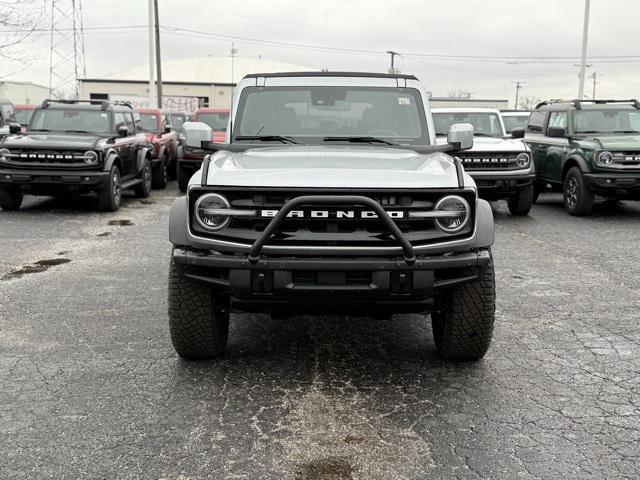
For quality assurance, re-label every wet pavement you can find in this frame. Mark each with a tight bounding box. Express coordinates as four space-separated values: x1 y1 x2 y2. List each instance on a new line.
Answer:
1 184 639 479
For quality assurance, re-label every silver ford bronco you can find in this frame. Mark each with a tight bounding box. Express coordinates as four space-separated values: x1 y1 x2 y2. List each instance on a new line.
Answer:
167 72 496 361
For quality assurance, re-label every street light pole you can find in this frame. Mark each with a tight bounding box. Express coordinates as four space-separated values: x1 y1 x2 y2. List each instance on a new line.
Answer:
577 0 591 99
386 50 399 74
153 0 163 108
147 0 155 108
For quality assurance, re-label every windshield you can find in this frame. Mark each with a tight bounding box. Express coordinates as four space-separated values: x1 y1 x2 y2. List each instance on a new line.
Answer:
139 113 160 133
169 113 186 130
197 112 229 131
433 112 504 137
29 109 111 134
232 86 428 144
15 108 34 126
574 108 640 133
502 114 530 133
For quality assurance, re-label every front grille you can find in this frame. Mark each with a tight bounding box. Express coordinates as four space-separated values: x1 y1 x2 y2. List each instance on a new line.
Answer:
189 187 476 248
610 151 640 169
456 152 524 171
1 149 94 169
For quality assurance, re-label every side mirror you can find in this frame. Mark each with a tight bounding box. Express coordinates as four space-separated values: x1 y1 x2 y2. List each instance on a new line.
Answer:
547 126 566 138
118 125 130 137
511 127 525 139
183 121 213 148
447 123 474 150
9 123 21 135
164 124 172 134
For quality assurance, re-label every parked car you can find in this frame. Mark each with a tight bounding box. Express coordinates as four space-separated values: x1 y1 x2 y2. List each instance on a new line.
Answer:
0 99 16 138
176 107 230 192
14 104 36 132
167 71 496 362
136 108 179 188
525 99 640 215
501 110 531 134
0 99 153 212
166 111 188 140
433 107 535 215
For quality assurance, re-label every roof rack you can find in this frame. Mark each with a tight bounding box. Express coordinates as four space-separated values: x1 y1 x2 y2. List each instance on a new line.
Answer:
535 98 640 110
41 98 110 110
111 100 133 109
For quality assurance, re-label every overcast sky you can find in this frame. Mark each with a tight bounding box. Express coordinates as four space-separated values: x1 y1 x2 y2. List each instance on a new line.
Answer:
5 0 640 104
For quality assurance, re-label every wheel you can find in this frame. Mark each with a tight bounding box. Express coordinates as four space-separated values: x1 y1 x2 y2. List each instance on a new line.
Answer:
0 187 23 211
431 252 496 361
97 166 121 212
152 156 168 189
507 184 534 216
167 149 178 180
563 166 594 216
532 184 541 204
134 159 152 198
168 252 229 360
177 164 190 192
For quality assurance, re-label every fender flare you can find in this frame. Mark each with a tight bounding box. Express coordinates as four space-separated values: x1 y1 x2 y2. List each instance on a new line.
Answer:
103 152 120 172
136 147 152 172
169 196 189 246
562 154 590 177
472 199 494 249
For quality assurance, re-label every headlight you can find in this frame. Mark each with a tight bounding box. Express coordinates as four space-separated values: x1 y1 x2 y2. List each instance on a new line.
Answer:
516 152 531 168
194 193 231 231
83 151 99 165
597 151 614 167
434 195 471 234
0 148 10 161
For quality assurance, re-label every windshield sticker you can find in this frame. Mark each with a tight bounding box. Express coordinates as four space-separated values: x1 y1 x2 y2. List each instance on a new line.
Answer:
398 97 411 106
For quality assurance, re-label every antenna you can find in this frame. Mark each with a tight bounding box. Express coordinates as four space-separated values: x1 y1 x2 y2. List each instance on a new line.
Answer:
49 0 87 99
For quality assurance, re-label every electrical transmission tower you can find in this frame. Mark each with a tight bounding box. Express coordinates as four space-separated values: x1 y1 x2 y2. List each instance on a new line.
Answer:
49 0 87 99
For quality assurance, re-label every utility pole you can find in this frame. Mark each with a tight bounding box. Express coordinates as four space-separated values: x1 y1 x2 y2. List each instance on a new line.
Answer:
49 0 87 99
591 71 601 99
147 0 155 108
511 81 525 110
577 0 591 100
153 0 163 108
230 41 238 108
386 50 399 74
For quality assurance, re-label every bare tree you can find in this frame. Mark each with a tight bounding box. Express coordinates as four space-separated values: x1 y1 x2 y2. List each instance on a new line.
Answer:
518 96 542 111
0 0 47 78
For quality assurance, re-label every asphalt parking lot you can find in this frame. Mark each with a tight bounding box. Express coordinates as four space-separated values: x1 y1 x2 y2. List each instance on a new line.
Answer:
1 183 639 480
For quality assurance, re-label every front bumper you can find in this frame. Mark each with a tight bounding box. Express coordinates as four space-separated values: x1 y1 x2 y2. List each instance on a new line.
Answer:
583 173 640 198
172 247 491 314
470 172 535 199
0 168 110 193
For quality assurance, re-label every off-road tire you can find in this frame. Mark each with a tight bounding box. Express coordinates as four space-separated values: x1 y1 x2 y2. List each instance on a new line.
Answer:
177 164 189 192
0 187 23 211
563 166 594 216
167 150 178 180
507 184 534 216
431 252 496 361
97 166 121 212
168 253 229 360
134 159 152 198
152 156 168 189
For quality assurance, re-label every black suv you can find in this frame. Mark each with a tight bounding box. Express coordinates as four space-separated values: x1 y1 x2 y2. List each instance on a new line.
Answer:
0 99 153 212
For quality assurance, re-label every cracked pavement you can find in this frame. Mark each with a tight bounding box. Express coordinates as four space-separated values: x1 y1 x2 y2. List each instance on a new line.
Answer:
1 185 639 479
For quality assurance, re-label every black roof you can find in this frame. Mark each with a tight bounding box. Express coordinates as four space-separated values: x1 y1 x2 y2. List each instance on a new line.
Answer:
39 99 134 112
535 99 640 110
243 71 419 80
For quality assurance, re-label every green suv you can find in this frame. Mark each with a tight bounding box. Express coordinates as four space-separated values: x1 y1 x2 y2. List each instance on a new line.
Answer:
525 99 640 215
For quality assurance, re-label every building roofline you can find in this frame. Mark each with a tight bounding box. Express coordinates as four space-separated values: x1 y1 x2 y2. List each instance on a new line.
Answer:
242 71 419 80
79 78 235 87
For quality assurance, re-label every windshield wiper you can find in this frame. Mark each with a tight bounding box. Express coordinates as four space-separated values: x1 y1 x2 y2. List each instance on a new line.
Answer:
473 133 499 137
29 129 51 132
64 129 92 134
613 130 640 134
323 136 397 146
576 130 601 134
234 135 299 144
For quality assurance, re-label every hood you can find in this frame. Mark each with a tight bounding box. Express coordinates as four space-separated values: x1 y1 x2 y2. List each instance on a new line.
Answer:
1 133 101 150
198 145 470 189
436 135 528 152
576 134 640 150
144 132 160 142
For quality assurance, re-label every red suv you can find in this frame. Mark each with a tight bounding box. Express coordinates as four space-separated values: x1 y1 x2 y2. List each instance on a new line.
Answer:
137 108 179 189
14 105 35 132
177 107 230 191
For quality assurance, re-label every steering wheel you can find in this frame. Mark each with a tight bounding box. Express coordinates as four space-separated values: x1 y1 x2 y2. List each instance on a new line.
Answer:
368 129 399 137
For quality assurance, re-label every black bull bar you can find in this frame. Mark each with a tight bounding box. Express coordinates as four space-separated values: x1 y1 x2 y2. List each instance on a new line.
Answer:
247 195 418 265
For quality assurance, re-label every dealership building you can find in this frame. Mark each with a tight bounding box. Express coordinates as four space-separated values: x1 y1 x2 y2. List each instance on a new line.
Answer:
79 56 313 112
